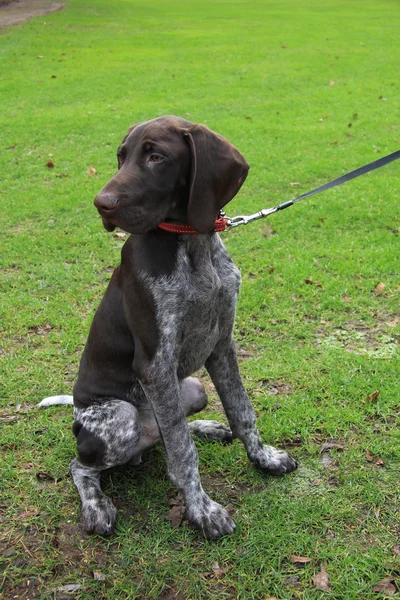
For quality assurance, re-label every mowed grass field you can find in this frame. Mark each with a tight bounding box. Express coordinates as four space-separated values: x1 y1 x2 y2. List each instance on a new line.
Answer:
0 0 399 598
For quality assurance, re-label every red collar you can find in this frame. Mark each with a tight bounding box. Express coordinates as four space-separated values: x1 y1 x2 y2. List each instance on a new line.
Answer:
158 217 227 234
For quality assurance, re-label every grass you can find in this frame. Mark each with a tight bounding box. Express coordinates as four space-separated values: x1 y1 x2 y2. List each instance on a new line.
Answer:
0 0 399 598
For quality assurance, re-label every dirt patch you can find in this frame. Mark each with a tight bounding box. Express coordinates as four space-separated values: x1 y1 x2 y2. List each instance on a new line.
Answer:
0 0 67 29
315 320 399 358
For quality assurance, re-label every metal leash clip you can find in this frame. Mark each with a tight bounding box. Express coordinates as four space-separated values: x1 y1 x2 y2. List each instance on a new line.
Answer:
221 201 294 228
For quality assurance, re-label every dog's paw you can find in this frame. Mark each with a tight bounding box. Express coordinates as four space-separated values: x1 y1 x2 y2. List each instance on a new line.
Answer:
81 497 117 536
186 495 236 539
251 445 297 476
189 420 233 443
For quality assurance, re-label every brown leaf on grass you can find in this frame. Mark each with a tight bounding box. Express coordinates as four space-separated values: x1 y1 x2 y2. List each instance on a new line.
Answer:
372 577 397 595
329 80 335 86
320 440 345 453
166 504 184 527
166 495 185 527
289 554 312 565
28 324 52 336
114 231 127 239
211 561 231 577
304 278 322 287
87 167 96 176
36 471 63 482
312 565 331 591
46 160 54 168
366 390 380 404
16 509 38 520
374 282 386 293
387 317 398 327
391 545 400 555
365 451 385 466
281 436 303 448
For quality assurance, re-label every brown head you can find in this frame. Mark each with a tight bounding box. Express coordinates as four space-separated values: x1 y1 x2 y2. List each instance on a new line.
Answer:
94 115 249 234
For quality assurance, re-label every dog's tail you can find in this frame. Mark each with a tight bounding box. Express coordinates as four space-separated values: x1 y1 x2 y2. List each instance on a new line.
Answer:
37 395 74 407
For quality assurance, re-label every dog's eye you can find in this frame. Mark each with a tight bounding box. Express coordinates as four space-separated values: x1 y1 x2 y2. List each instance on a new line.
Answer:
149 154 164 163
117 150 126 169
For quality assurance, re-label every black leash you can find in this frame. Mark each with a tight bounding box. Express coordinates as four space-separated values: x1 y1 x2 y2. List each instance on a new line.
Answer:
226 148 400 227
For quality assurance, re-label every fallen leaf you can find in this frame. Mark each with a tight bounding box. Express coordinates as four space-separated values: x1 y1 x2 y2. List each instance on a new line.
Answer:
17 509 38 520
365 451 385 466
46 160 54 168
375 282 385 293
329 80 335 86
390 545 400 555
281 436 303 448
366 390 380 404
36 471 62 482
289 554 312 565
372 577 397 595
23 462 34 469
56 584 82 593
93 570 106 581
343 295 352 302
113 231 127 239
290 181 301 186
87 167 96 176
166 494 185 527
320 441 345 453
304 278 322 287
312 565 331 591
212 561 229 576
166 504 184 527
387 318 398 327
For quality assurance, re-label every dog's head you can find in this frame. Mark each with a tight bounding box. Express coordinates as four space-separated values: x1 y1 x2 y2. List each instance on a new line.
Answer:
94 116 249 234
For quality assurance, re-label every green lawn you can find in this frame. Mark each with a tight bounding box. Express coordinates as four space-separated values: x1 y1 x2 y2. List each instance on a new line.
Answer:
0 1 399 598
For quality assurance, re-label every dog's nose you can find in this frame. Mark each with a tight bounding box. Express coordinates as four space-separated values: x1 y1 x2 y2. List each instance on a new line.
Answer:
94 192 118 212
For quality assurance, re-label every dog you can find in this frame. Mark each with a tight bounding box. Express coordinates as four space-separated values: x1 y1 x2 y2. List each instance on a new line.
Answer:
41 116 297 539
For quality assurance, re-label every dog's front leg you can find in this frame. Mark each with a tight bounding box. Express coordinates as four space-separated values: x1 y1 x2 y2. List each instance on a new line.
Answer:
206 341 297 475
139 365 235 539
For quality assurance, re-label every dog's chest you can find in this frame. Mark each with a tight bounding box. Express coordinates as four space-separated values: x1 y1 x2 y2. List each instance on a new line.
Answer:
151 236 240 377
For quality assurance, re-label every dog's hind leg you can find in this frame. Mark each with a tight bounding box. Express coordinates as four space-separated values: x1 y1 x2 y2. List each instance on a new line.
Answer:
181 377 233 443
70 399 141 535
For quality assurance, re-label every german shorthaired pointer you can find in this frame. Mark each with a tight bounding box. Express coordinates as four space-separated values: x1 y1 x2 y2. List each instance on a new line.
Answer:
43 116 297 539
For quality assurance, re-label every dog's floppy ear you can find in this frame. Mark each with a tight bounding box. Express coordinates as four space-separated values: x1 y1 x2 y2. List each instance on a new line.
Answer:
184 125 249 233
